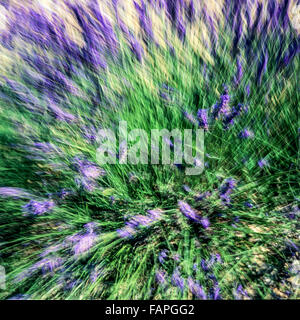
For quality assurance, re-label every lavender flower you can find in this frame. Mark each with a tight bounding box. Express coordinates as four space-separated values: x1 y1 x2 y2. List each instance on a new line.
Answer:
223 103 243 128
129 36 144 62
246 84 251 97
75 176 97 192
147 209 163 221
213 285 222 300
158 249 168 264
73 232 98 256
117 226 136 238
84 222 99 233
195 191 211 201
187 277 207 299
200 217 210 229
131 215 154 227
219 178 236 205
233 284 249 300
177 18 186 42
48 102 76 122
186 0 195 23
33 257 64 274
244 201 254 208
178 200 198 222
134 0 154 43
258 158 269 168
239 128 254 139
201 259 209 272
197 109 209 130
171 268 185 291
172 253 180 261
0 187 32 199
23 200 55 216
234 57 243 86
211 86 230 120
256 51 268 85
74 157 106 182
183 110 198 126
165 0 181 26
182 184 192 193
156 270 167 285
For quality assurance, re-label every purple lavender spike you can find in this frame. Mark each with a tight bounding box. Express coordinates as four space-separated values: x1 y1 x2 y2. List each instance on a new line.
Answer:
88 1 119 54
117 226 136 238
158 249 168 264
171 268 185 291
201 258 209 272
187 277 207 299
278 37 300 71
197 109 209 130
219 178 236 205
239 128 254 139
173 253 180 261
73 232 98 255
156 270 167 285
186 0 195 23
267 0 279 29
129 36 144 62
183 110 198 126
0 187 32 199
200 217 210 229
234 57 243 86
33 257 64 274
75 176 97 192
165 0 180 26
23 200 55 216
134 0 154 44
223 103 243 129
147 209 163 221
195 191 211 201
256 51 268 85
211 86 230 120
213 285 222 300
279 0 291 31
48 102 76 123
176 17 186 42
233 284 249 300
258 158 269 168
178 200 198 222
74 158 106 179
182 184 192 193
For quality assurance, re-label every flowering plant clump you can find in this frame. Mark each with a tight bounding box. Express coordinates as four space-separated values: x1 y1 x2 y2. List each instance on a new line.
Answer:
0 0 298 300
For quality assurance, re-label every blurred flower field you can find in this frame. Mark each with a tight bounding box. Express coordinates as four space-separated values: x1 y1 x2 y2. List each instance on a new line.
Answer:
0 0 299 300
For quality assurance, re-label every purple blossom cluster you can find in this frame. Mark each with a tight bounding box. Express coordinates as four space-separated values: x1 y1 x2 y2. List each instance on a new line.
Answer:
178 200 210 228
171 267 185 291
158 249 169 264
155 269 167 285
23 200 55 216
197 109 209 131
117 209 163 238
212 86 230 120
73 157 106 192
0 187 33 199
219 178 236 206
187 277 207 299
233 284 249 300
239 128 255 139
